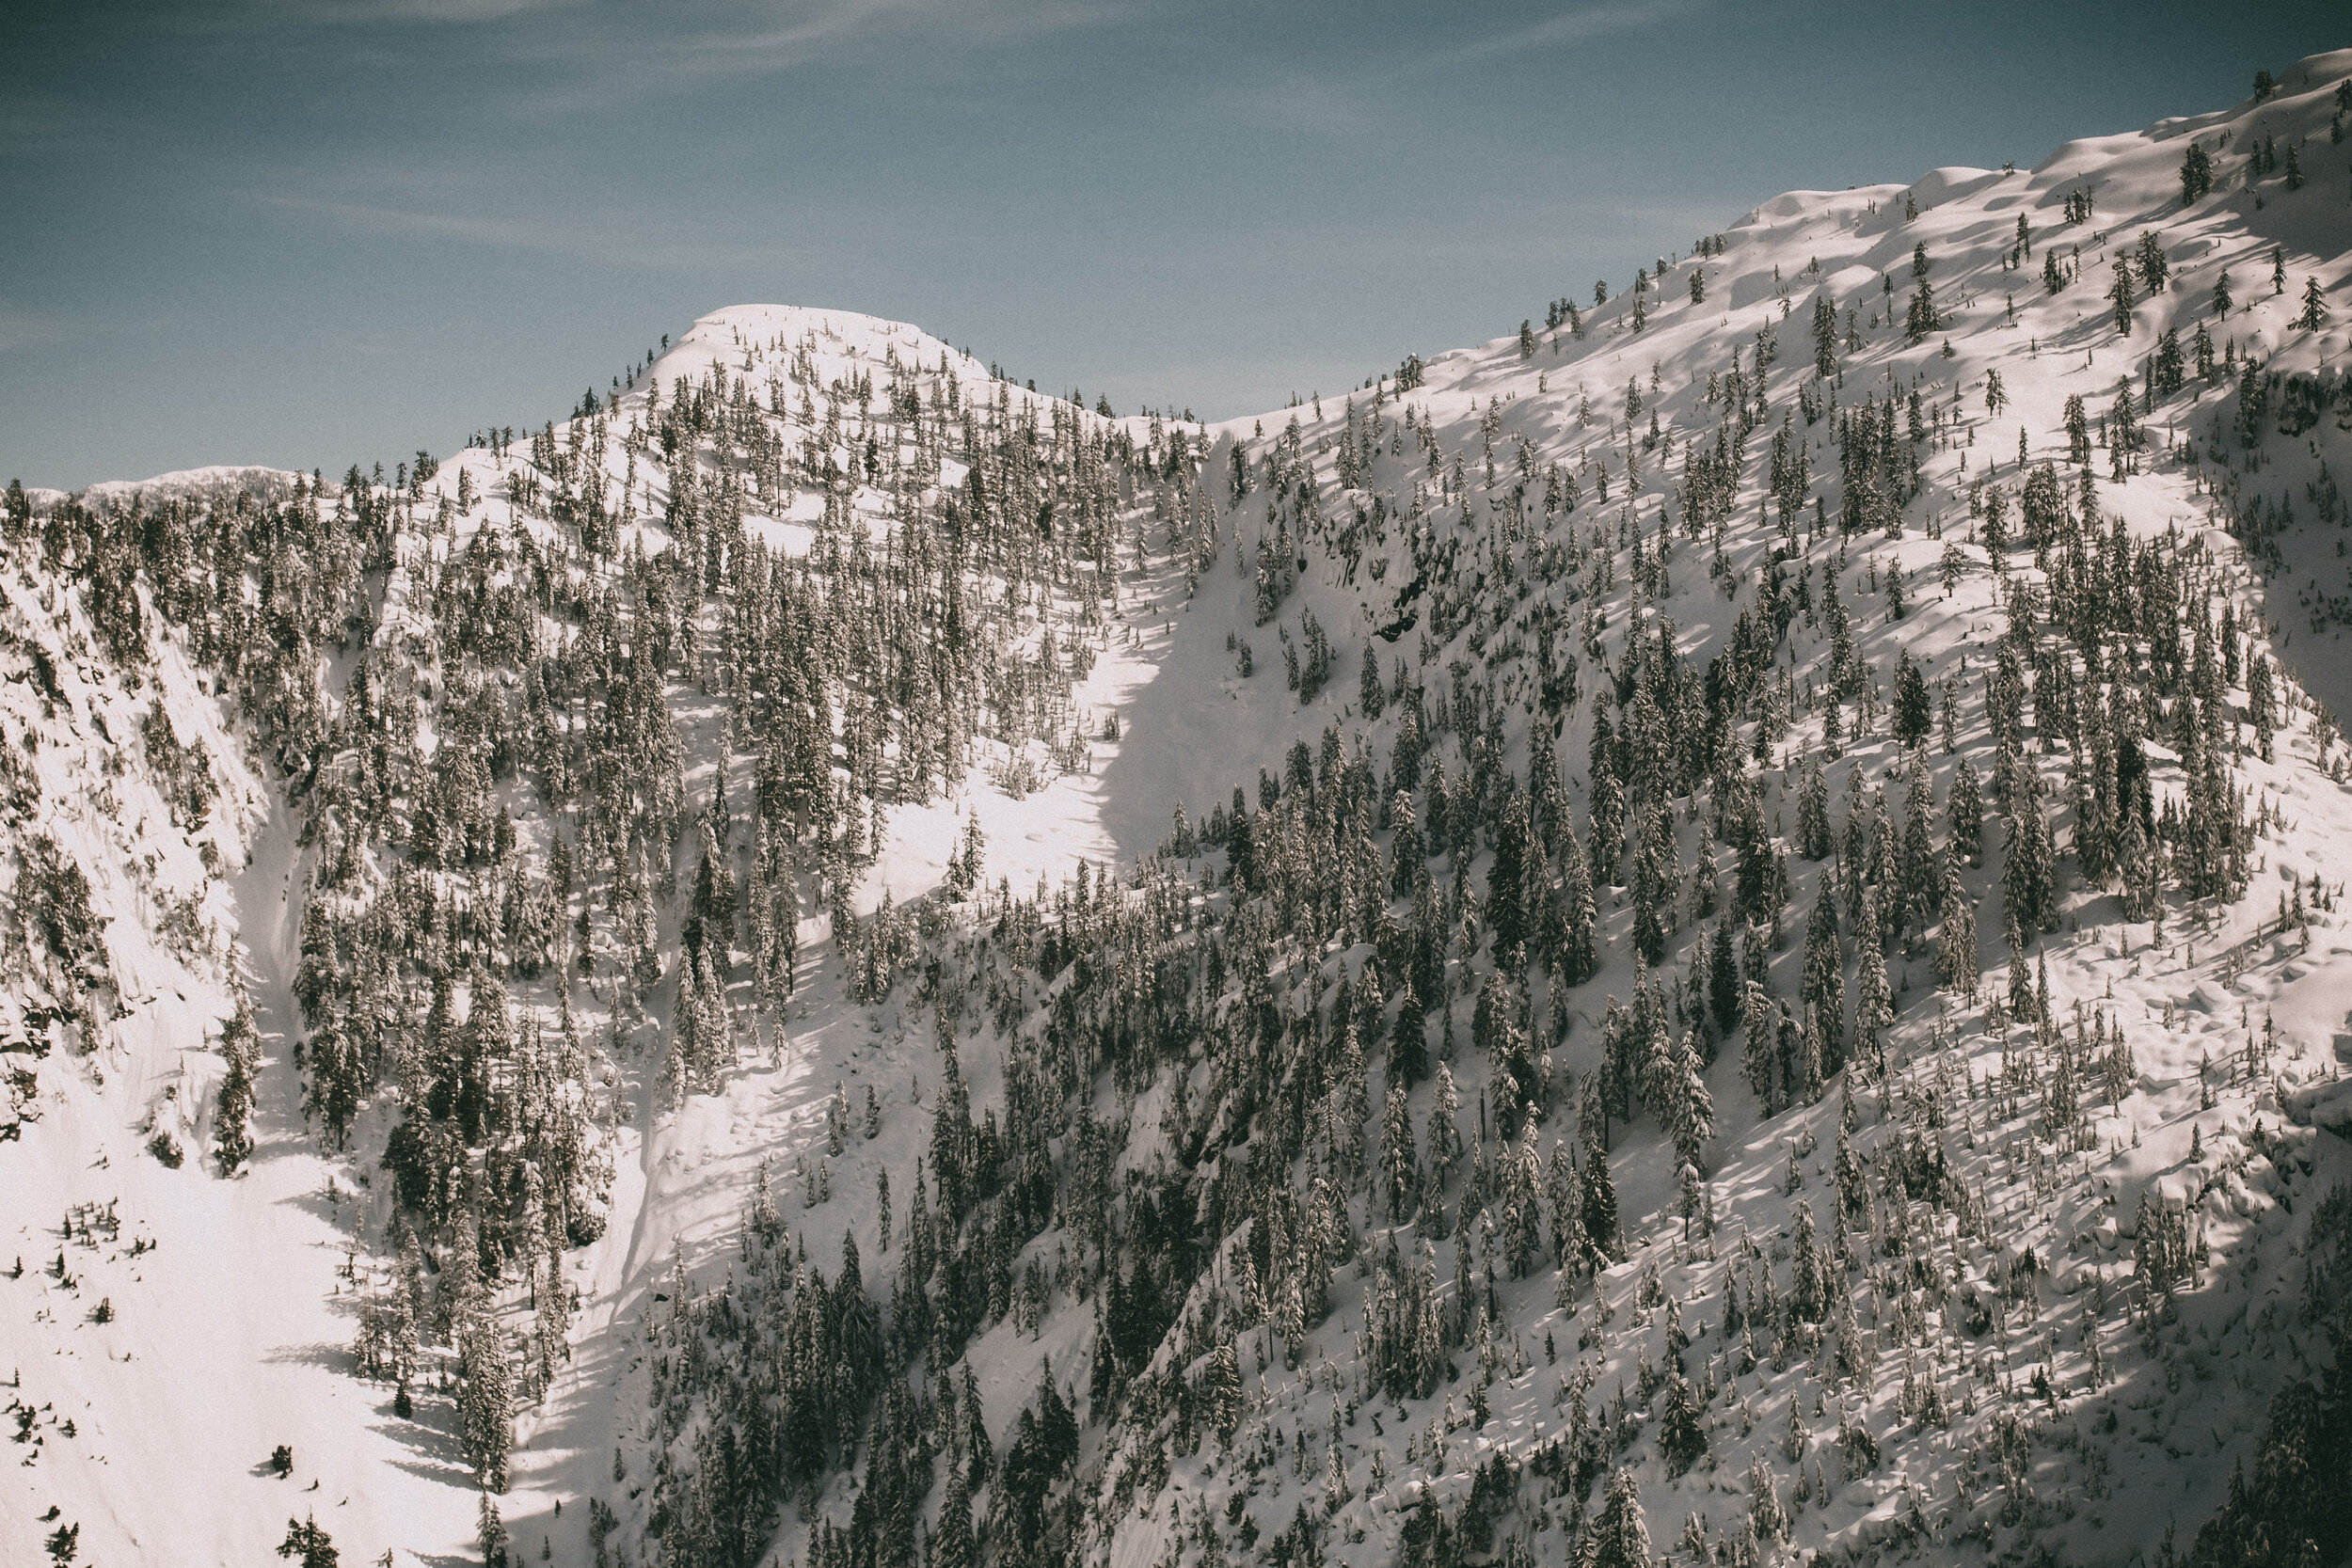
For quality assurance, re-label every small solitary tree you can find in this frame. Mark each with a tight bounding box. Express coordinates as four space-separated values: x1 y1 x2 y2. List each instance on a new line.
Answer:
2298 277 2328 332
277 1515 339 1568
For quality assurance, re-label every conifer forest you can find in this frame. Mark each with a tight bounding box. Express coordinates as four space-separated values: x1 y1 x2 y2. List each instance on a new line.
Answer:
11 47 2352 1568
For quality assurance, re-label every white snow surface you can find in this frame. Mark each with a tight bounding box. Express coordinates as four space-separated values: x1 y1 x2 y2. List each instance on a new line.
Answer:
8 48 2352 1568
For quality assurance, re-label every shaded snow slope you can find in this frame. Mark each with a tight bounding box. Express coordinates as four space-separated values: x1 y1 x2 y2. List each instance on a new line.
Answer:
0 558 501 1561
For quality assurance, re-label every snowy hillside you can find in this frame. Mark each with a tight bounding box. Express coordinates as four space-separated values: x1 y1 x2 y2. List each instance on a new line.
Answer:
8 51 2352 1568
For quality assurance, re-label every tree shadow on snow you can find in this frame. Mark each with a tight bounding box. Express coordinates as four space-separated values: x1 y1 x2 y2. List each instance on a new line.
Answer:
262 1337 358 1370
370 1396 478 1486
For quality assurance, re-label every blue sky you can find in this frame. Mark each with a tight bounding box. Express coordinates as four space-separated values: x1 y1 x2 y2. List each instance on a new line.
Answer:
4 1 2344 488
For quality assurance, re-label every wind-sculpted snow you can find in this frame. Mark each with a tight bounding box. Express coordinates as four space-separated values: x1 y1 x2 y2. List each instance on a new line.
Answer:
7 49 2352 1568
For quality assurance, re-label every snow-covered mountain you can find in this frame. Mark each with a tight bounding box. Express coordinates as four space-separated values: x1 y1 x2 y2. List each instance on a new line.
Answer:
8 50 2352 1568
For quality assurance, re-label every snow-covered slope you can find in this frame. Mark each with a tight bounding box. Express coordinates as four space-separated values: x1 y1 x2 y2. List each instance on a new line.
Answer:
8 50 2352 1568
0 518 437 1562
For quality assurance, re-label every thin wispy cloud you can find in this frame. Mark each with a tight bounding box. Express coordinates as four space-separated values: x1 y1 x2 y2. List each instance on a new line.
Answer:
234 0 1136 125
652 0 1131 72
1435 0 1701 69
219 0 587 26
1223 0 1702 139
247 191 786 272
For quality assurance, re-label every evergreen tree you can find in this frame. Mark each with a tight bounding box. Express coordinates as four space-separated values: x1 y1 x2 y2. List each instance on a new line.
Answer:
1898 761 1938 932
276 1514 339 1568
1389 977 1429 1088
1852 888 1892 1072
477 1497 510 1568
1554 815 1598 984
1707 919 1740 1040
2180 141 2214 203
1580 1138 1619 1264
2006 922 2036 1022
2152 325 2185 396
1547 1139 1586 1267
1788 1005 1825 1105
1747 1449 1788 1544
1797 759 1832 861
214 990 259 1176
1476 968 1535 1135
2064 393 2090 464
1892 651 1931 746
1380 1085 1420 1223
1486 795 1534 961
1801 890 1845 1075
1663 1032 1713 1173
1905 245 1940 342
1661 1372 1708 1474
1629 805 1673 965
1592 1465 1653 1568
460 1322 515 1492
2298 276 2328 332
1948 758 1983 866
1936 863 1979 1002
1501 1128 1547 1276
1427 1064 1464 1197
1741 979 1778 1111
2002 759 2057 933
